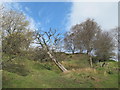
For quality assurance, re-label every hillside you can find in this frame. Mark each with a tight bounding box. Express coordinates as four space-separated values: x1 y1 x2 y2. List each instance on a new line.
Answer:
2 53 118 88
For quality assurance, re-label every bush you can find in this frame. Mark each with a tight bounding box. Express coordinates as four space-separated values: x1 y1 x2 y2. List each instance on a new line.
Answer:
3 62 30 76
2 55 30 76
92 56 99 63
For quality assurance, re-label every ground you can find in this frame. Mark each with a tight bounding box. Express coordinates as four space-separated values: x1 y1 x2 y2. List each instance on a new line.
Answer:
2 53 119 88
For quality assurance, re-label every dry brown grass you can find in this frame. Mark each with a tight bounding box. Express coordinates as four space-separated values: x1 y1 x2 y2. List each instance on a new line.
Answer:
76 68 97 73
62 67 101 83
66 67 97 74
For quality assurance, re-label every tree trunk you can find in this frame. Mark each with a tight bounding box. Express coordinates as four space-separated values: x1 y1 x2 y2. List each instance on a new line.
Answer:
89 56 93 68
47 51 68 72
88 52 93 68
72 50 74 54
102 62 106 67
79 48 83 53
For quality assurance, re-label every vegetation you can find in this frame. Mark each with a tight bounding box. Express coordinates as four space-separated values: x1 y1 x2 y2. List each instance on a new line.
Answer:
2 54 118 88
1 5 118 88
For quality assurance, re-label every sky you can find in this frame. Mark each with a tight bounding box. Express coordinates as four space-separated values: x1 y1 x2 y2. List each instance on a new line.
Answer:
0 1 118 60
2 1 118 34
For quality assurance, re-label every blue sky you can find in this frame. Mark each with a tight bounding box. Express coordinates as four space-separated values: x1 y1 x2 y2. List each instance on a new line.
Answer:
4 2 72 34
20 2 72 34
3 1 118 33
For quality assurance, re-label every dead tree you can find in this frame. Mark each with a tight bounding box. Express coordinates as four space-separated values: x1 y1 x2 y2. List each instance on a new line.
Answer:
35 28 67 72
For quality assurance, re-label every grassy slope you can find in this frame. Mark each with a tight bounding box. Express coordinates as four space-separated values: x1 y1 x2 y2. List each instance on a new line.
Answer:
2 53 118 88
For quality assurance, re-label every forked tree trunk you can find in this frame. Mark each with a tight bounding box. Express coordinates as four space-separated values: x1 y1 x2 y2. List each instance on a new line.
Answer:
47 51 68 72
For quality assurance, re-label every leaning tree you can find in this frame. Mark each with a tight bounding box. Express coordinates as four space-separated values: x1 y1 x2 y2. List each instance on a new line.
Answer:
35 28 68 72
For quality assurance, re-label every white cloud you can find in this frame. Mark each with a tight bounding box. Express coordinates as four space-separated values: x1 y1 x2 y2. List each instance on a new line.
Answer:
26 15 37 30
25 7 29 12
46 18 50 24
25 6 32 14
66 2 118 31
25 14 41 31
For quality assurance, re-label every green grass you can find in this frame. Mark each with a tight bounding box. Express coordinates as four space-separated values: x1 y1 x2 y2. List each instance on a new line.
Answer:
2 53 119 88
2 60 81 88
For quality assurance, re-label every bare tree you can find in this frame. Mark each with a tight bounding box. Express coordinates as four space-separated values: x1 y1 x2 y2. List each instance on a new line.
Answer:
70 18 101 67
35 28 68 72
64 32 76 54
118 27 120 60
108 27 119 61
79 19 101 54
94 31 115 64
71 24 85 53
109 27 118 47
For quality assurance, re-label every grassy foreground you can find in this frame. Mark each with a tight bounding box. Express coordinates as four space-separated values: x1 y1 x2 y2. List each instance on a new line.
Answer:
2 54 119 88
